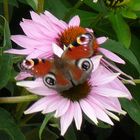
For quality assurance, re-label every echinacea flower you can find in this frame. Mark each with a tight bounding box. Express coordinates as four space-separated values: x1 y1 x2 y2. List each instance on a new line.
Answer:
17 55 132 135
4 10 132 81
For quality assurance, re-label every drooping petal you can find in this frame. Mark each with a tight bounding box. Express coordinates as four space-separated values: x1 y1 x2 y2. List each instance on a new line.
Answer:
86 98 114 125
99 48 125 64
90 72 120 86
80 99 98 125
42 95 63 114
24 97 48 114
101 58 133 80
93 87 129 98
105 110 120 121
109 77 133 100
60 102 74 135
55 98 70 117
73 102 82 130
68 15 80 26
92 94 122 113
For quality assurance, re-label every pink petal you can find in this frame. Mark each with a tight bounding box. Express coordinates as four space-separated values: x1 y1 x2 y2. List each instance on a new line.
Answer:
86 98 113 125
110 78 132 100
86 28 93 33
11 35 49 49
26 87 57 96
26 49 52 59
4 48 33 55
55 98 70 117
60 101 74 135
15 72 33 80
68 15 80 26
44 11 67 29
16 78 44 88
94 87 129 98
93 94 122 113
99 48 125 64
20 20 55 39
73 102 82 130
102 58 133 80
42 95 63 114
52 43 64 57
96 37 108 44
30 11 53 31
91 55 102 72
24 97 48 114
105 110 120 121
90 72 120 86
80 99 98 125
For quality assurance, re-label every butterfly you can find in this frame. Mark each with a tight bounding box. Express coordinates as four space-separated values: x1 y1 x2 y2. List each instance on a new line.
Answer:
20 32 99 92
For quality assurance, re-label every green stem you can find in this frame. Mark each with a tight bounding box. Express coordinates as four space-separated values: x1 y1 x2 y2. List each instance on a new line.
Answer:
123 79 140 84
3 0 9 22
63 0 83 21
0 95 39 104
37 0 44 13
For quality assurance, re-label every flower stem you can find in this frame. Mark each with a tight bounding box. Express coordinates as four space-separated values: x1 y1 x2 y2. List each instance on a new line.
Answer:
37 0 44 13
3 0 9 22
0 95 39 104
63 0 83 21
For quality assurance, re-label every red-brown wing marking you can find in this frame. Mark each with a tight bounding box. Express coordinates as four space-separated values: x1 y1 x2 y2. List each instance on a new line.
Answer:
62 46 92 60
31 60 52 77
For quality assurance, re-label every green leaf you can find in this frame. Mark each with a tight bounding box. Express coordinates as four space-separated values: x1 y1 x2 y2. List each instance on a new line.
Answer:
64 124 76 140
83 0 104 12
101 39 140 75
134 125 140 140
120 98 140 125
122 9 137 19
39 114 53 140
0 16 12 89
127 0 140 11
26 0 38 11
45 0 68 19
108 13 131 48
0 0 18 7
0 108 25 140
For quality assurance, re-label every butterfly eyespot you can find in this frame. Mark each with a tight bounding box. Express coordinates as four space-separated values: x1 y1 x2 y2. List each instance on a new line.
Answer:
22 59 34 69
43 73 56 88
76 33 93 46
77 58 93 72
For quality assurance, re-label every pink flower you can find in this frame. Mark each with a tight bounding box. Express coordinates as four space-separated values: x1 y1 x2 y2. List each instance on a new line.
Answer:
16 55 132 136
5 10 132 82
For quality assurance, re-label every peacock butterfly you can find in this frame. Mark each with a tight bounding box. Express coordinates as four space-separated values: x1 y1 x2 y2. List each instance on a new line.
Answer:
20 32 99 92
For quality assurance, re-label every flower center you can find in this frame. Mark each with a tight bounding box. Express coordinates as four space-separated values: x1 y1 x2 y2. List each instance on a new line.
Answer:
56 26 87 48
60 81 91 101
